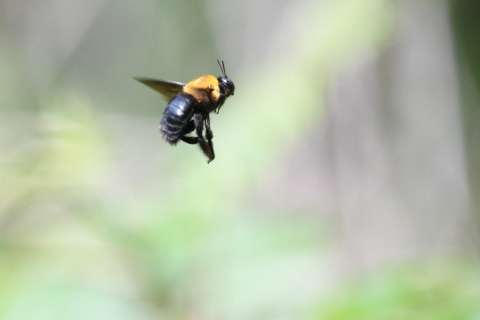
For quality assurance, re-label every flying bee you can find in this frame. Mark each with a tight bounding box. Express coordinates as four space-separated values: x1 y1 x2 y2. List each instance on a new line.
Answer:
135 60 235 163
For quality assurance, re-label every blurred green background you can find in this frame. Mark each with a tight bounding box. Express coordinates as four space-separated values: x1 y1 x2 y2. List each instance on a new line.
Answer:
1 0 480 319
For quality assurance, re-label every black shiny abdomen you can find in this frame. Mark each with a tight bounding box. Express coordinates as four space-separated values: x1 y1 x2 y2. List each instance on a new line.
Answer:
161 93 196 144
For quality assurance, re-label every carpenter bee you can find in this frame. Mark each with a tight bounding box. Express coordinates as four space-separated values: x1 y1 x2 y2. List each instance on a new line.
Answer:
135 60 235 163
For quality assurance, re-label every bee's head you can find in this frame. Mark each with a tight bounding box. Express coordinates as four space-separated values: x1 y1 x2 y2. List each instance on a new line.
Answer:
218 76 235 97
217 60 234 97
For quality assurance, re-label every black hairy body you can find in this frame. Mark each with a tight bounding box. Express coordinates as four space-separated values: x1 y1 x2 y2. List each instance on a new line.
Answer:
161 93 196 144
160 92 215 162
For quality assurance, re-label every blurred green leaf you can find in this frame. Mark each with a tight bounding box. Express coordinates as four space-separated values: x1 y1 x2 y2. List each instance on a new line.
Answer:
3 285 152 320
309 260 480 320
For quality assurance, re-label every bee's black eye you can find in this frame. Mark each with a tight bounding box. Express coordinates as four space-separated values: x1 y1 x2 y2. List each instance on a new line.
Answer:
219 77 235 96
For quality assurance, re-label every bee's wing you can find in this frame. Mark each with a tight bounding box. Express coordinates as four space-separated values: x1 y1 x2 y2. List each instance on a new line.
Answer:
135 78 185 101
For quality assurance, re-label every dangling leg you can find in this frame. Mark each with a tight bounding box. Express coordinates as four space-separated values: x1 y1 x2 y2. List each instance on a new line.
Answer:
179 130 212 160
181 120 195 135
204 114 215 161
180 136 198 144
178 117 214 163
179 120 195 144
193 113 214 163
179 119 207 147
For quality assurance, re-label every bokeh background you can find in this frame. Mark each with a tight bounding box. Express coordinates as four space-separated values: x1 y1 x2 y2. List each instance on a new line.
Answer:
1 0 480 319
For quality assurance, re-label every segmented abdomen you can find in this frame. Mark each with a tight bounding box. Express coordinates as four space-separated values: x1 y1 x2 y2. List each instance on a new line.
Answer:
160 93 196 144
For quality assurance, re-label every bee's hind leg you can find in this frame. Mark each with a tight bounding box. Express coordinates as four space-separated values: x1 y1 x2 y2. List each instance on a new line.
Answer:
179 121 197 144
178 116 214 163
194 113 214 163
204 114 215 161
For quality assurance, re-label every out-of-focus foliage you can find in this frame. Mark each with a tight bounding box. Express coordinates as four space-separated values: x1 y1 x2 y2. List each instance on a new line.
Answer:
309 260 480 320
450 0 480 215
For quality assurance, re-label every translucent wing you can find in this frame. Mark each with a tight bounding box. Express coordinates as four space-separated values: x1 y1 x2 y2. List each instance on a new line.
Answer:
135 78 185 101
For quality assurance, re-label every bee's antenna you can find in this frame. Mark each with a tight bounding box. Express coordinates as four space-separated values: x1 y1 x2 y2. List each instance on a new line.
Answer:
217 59 228 78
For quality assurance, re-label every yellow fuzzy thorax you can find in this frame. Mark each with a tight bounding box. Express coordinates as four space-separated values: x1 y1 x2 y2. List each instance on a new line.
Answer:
184 75 220 103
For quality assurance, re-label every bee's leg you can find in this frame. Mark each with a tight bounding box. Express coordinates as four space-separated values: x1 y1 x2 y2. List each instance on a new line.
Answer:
194 113 214 163
204 114 215 161
179 121 197 144
180 120 195 136
180 136 198 144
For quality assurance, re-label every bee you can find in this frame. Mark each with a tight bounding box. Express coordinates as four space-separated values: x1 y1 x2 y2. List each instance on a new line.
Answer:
135 60 235 163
